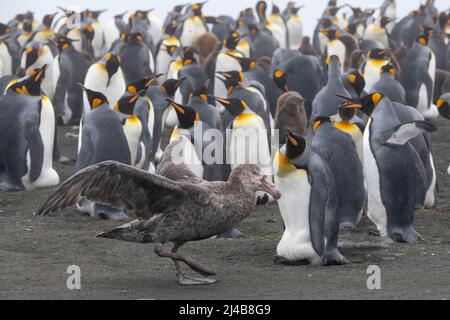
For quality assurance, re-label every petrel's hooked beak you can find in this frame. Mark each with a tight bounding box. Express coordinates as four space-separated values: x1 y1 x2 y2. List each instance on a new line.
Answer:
261 176 281 200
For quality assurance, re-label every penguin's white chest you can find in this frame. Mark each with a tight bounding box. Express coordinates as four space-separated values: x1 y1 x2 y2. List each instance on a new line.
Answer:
180 17 207 47
417 51 437 118
364 120 387 236
364 25 389 48
287 17 303 50
123 118 143 167
327 40 346 71
0 43 12 75
364 60 388 92
230 114 272 176
274 164 319 262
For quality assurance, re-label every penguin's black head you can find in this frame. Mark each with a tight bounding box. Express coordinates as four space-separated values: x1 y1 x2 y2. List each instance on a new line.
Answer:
164 44 178 57
115 92 141 117
337 107 356 122
273 69 289 93
216 71 243 92
103 52 121 80
346 69 365 97
9 64 48 96
24 44 39 69
380 16 394 28
321 26 340 40
0 23 12 36
208 96 247 116
380 63 396 76
368 48 387 60
225 53 256 72
53 34 77 52
80 84 109 109
180 46 197 65
272 3 281 15
127 33 144 43
83 24 95 48
256 1 267 18
338 92 384 116
285 129 307 160
166 98 199 129
191 2 207 16
312 115 334 131
161 77 186 97
190 80 209 101
42 13 57 29
163 21 178 36
436 98 450 119
89 9 107 20
127 74 163 94
22 20 33 33
224 31 242 50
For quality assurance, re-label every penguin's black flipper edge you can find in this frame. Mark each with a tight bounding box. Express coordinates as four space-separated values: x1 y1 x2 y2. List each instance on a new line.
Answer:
380 120 437 146
25 119 44 182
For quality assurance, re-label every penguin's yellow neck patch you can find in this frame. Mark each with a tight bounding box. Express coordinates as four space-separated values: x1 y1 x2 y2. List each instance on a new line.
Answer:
275 151 296 175
127 114 140 123
335 121 358 134
170 127 180 142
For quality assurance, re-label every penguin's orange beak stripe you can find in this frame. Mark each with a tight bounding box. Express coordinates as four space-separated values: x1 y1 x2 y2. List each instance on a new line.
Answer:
169 101 185 114
287 135 298 146
213 97 230 105
129 94 140 104
343 103 362 109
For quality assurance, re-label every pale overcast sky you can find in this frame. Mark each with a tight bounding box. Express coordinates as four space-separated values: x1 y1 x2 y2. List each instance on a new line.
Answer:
1 0 448 37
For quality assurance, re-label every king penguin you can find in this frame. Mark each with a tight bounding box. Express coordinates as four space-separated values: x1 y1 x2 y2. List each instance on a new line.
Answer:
322 26 346 73
274 130 348 265
342 93 437 243
310 116 365 230
52 34 89 125
76 85 131 220
360 48 390 93
285 5 304 50
83 52 126 115
363 16 393 49
0 65 59 191
400 34 439 119
155 22 181 82
119 33 154 84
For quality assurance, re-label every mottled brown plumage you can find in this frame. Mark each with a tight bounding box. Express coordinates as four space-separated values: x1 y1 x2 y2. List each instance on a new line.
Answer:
36 138 280 285
275 92 307 145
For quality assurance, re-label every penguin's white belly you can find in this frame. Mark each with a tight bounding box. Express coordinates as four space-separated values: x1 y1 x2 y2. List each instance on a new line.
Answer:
106 70 126 106
230 116 272 176
104 20 119 51
67 29 83 52
447 165 450 176
287 18 303 50
124 120 143 167
268 24 286 48
214 53 242 112
364 61 388 92
156 50 172 82
364 26 388 48
327 40 346 71
276 170 319 262
92 22 105 57
0 44 12 75
424 153 436 209
175 135 203 178
22 97 59 189
148 14 162 45
364 121 388 236
180 18 207 47
319 33 328 54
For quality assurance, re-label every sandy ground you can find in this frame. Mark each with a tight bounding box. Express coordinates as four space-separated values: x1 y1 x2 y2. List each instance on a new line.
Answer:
0 118 449 300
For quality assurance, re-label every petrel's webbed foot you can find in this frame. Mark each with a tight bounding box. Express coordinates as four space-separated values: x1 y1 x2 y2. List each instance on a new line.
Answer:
153 243 218 285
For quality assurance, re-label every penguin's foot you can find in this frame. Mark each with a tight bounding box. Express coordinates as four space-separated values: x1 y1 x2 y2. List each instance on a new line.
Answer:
389 227 423 244
0 181 24 192
322 249 349 266
217 228 246 238
178 274 217 286
273 255 311 266
339 221 357 232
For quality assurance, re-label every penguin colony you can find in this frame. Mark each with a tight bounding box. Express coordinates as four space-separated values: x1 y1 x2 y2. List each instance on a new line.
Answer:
1 0 450 269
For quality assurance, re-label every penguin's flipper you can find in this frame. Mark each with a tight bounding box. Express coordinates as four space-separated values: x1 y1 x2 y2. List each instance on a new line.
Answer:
75 130 94 172
308 175 326 257
25 119 44 182
380 121 437 146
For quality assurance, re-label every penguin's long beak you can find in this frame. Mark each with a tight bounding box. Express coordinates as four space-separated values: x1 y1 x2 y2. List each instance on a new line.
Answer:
260 176 281 200
208 95 230 105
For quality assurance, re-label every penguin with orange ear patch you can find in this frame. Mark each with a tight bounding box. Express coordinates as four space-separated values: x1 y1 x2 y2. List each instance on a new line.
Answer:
76 85 131 220
371 63 406 104
436 94 450 120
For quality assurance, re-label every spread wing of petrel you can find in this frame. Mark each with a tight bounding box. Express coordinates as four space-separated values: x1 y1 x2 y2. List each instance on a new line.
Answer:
36 160 188 218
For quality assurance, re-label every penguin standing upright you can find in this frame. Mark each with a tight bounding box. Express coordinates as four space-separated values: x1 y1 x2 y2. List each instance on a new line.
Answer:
178 2 216 47
284 5 304 50
155 22 181 82
30 13 57 44
0 66 59 191
342 93 437 243
83 52 126 115
361 48 390 93
119 33 154 84
104 12 127 52
274 92 307 145
274 130 348 265
323 26 346 73
334 107 365 164
52 34 89 125
311 116 365 230
76 86 131 220
400 34 439 119
363 16 393 48
256 1 286 48
0 36 13 75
